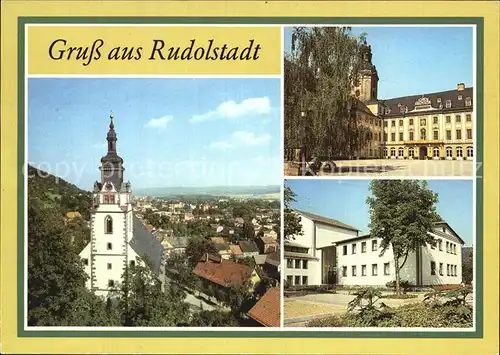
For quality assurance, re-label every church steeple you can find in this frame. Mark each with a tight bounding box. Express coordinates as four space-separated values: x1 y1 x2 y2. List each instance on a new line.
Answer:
100 111 124 188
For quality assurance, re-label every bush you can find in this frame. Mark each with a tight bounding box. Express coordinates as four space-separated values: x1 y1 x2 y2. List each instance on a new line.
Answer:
382 294 418 299
385 280 413 293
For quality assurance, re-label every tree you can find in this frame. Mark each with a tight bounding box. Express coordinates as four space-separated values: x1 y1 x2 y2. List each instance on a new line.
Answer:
366 180 440 296
284 185 303 241
285 27 370 158
185 237 217 266
462 248 473 284
189 310 239 327
117 263 190 326
242 220 256 240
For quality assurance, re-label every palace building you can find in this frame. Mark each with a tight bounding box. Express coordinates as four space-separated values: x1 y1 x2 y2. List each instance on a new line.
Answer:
353 41 474 160
79 114 163 298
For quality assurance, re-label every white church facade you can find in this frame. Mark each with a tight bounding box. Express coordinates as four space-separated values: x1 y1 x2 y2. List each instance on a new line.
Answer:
79 114 164 298
284 210 465 288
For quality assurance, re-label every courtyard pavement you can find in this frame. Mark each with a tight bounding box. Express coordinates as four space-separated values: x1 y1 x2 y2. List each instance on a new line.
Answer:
284 291 425 326
287 159 475 177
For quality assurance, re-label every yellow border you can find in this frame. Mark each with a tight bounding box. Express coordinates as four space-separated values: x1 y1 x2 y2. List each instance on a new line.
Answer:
1 1 499 354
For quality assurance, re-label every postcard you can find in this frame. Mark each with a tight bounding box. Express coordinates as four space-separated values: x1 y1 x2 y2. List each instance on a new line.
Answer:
0 1 498 355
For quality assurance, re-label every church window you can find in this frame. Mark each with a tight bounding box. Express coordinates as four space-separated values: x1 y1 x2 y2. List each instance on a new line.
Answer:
83 258 88 266
107 263 112 270
105 216 113 234
465 97 472 107
107 242 112 250
108 280 115 287
445 100 451 108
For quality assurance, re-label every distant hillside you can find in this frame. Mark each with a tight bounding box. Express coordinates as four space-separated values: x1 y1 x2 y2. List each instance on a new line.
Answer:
133 185 281 198
28 165 92 220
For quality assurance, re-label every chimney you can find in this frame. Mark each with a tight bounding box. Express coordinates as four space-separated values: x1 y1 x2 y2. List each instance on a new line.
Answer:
457 83 465 91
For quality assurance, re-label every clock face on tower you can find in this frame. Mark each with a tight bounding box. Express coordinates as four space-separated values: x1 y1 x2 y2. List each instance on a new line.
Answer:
105 182 113 191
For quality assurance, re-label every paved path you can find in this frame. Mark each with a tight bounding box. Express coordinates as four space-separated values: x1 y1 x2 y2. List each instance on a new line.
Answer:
286 159 474 177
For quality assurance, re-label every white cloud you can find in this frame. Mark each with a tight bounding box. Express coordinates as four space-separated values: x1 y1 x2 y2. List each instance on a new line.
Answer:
209 130 271 150
145 115 173 129
189 97 271 123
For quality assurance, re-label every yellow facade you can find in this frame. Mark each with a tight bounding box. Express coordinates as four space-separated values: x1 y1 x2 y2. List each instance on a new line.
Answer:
382 111 474 160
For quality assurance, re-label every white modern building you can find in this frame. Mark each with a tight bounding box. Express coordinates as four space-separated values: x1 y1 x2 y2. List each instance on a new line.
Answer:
284 210 359 287
79 114 164 298
284 209 465 287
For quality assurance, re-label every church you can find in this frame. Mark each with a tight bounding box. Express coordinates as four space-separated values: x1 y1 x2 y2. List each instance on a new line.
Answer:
79 114 164 298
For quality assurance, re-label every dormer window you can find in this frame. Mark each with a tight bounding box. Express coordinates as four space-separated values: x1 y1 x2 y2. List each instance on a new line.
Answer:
437 98 441 103
465 97 472 107
386 107 391 114
458 95 462 100
445 100 452 108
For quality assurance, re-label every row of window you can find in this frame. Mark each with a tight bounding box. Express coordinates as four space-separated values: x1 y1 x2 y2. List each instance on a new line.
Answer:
342 240 378 255
286 275 308 286
341 262 391 277
385 128 473 142
385 114 472 128
431 239 459 254
430 262 458 277
286 258 308 269
82 259 136 268
386 146 473 158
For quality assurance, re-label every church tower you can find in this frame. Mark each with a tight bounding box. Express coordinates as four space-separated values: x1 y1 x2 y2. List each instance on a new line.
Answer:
353 40 379 103
80 113 134 298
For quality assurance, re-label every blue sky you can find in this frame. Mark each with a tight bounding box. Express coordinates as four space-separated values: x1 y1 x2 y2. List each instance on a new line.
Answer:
28 78 281 189
284 26 473 99
285 179 474 246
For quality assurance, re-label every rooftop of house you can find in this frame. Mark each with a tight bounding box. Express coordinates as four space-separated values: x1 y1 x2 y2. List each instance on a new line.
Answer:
239 240 260 253
164 235 189 249
210 237 227 245
260 236 277 245
193 254 254 288
247 287 280 327
253 254 268 265
294 209 359 232
265 251 280 267
229 244 243 255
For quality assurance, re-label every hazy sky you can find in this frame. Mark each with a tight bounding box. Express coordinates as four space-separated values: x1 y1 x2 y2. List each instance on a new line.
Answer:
28 78 281 189
286 179 474 246
284 26 474 99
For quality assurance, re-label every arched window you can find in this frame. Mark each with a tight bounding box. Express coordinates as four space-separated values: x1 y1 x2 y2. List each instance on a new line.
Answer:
467 146 473 158
408 148 415 158
390 147 396 156
456 147 463 158
105 215 113 234
398 147 404 157
383 147 388 157
433 147 440 157
420 128 426 140
446 146 452 157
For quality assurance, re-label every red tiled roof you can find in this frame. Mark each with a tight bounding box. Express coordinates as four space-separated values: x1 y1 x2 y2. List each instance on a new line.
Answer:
247 287 281 327
193 254 254 287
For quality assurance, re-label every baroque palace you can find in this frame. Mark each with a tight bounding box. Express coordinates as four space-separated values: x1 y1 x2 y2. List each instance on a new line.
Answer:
352 41 474 160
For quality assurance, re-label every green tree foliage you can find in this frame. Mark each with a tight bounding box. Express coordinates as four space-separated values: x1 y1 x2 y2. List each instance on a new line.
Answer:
461 248 473 284
242 220 256 240
27 200 106 326
367 180 440 295
284 185 303 241
117 263 190 326
285 27 370 157
185 237 218 266
189 310 239 327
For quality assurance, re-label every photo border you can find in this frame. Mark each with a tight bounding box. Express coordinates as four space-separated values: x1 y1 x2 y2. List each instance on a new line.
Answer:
18 16 483 339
